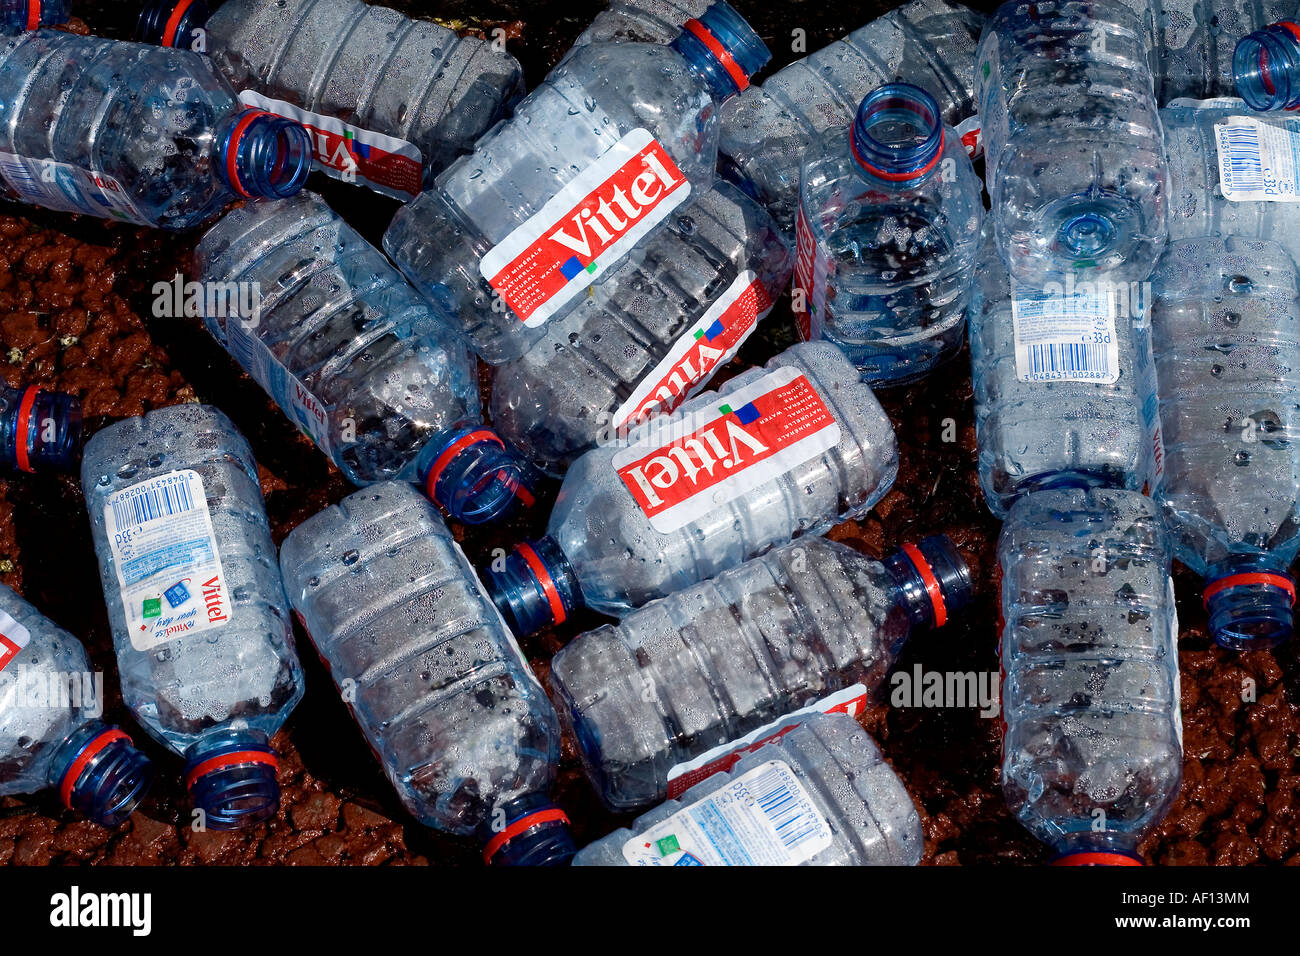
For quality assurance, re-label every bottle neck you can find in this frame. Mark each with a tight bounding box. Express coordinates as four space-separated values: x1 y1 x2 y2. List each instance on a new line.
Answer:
421 425 526 525
1234 21 1300 111
479 795 575 866
3 0 63 30
50 721 154 828
882 535 973 632
485 536 581 636
850 83 945 186
1049 831 1144 866
1203 555 1295 650
668 2 769 103
135 0 212 49
184 728 280 830
0 385 81 474
214 109 312 201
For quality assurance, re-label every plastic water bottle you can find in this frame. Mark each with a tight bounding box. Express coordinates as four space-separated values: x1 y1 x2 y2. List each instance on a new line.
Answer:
0 0 66 31
81 404 305 829
1234 17 1300 109
490 180 793 476
978 0 1167 285
718 0 985 235
999 487 1182 865
486 341 898 633
1162 98 1300 261
572 0 707 49
1147 236 1300 649
551 534 971 811
279 481 573 866
795 83 983 385
136 0 524 200
0 583 155 827
383 2 771 366
192 191 522 523
967 228 1154 517
0 385 81 474
572 712 923 865
0 30 310 231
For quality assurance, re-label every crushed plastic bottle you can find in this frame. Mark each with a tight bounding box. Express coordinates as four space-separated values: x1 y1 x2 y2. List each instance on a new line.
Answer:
967 227 1154 517
192 191 522 523
0 0 66 31
383 1 771 365
551 534 971 810
280 481 573 865
0 583 155 827
0 385 81 474
0 30 310 230
572 712 923 865
486 341 898 634
795 82 983 385
136 0 524 199
719 0 984 234
978 0 1167 284
1146 235 1300 649
81 404 304 829
490 180 792 476
999 487 1182 865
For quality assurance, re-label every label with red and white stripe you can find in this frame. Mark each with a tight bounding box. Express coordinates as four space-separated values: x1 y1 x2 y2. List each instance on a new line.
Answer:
0 608 31 674
793 201 829 341
613 270 772 429
665 684 869 799
480 128 691 327
238 90 425 201
612 365 841 534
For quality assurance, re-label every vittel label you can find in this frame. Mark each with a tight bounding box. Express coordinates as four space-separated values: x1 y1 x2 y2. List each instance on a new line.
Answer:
103 470 232 652
0 153 149 225
793 202 828 341
612 366 841 534
1214 115 1300 202
224 318 334 458
614 271 773 429
238 90 424 201
481 128 690 327
621 760 833 866
1011 283 1120 384
0 609 31 674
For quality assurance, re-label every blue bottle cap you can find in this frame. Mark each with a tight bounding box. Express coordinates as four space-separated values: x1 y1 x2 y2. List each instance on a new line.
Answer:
184 729 281 830
671 1 770 99
851 83 945 183
57 723 155 828
135 0 212 48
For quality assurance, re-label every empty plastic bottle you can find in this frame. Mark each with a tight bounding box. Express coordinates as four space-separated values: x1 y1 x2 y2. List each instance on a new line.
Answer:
0 0 66 31
999 487 1182 865
0 583 155 827
192 191 521 523
486 341 898 633
280 481 573 866
136 0 524 200
572 712 922 865
490 180 792 476
978 0 1167 285
967 227 1154 517
0 30 310 230
1234 16 1300 109
1147 236 1300 649
795 83 983 385
719 0 984 235
1162 98 1300 261
551 534 971 811
81 404 304 829
572 0 707 49
383 1 771 366
0 385 81 474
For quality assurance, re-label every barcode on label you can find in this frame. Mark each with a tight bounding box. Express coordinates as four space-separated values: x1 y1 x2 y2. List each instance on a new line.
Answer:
0 156 45 196
751 764 822 851
111 479 198 530
1025 342 1112 380
1222 122 1263 191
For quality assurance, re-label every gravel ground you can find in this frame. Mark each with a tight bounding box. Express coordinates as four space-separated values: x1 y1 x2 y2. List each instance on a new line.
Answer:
0 0 1296 867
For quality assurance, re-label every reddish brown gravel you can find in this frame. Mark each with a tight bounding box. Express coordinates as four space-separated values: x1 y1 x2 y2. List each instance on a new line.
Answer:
0 1 1296 866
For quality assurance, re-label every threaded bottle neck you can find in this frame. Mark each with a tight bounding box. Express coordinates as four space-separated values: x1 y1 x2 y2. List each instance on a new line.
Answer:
851 83 945 184
421 425 526 525
485 536 581 636
480 795 575 866
882 534 973 631
135 0 211 49
184 728 280 830
1234 21 1300 111
1203 556 1295 650
214 108 312 201
1 385 81 474
668 1 769 102
52 721 154 828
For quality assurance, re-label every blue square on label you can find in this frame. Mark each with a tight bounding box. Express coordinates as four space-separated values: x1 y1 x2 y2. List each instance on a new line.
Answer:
703 319 725 341
560 256 586 280
163 581 190 608
353 142 370 158
674 852 704 866
732 402 761 425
